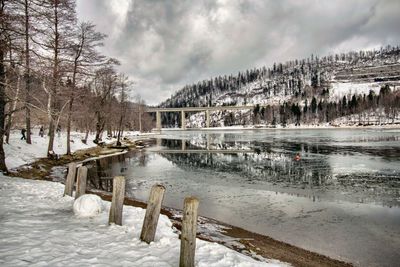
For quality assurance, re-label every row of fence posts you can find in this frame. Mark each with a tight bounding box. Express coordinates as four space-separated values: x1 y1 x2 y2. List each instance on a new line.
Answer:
63 162 199 267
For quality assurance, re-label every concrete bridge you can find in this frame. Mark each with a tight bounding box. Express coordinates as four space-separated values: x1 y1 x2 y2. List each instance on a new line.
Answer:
146 105 255 130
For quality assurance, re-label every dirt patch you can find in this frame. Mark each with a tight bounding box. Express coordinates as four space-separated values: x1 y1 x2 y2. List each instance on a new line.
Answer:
8 146 108 180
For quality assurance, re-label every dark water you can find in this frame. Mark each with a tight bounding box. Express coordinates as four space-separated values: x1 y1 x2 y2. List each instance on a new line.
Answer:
85 129 400 267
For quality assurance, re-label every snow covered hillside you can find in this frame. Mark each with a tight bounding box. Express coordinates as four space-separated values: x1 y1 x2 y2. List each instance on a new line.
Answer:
158 46 400 128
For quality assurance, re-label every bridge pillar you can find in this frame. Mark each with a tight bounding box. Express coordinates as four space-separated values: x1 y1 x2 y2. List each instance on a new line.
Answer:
206 110 210 128
182 140 186 150
156 111 161 131
181 110 186 130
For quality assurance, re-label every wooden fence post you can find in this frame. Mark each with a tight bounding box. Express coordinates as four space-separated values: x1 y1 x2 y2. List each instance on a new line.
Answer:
140 184 166 243
64 163 77 197
75 166 88 199
179 197 199 267
109 176 125 226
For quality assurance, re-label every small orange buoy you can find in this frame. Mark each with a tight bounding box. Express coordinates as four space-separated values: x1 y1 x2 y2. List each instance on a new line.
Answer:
294 154 301 161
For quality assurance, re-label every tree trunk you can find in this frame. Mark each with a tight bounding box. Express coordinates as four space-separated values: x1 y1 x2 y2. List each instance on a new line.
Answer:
5 75 20 143
0 47 8 172
83 128 89 144
139 105 142 132
94 111 104 143
66 99 73 154
24 0 32 144
47 114 55 156
47 0 59 158
116 114 123 146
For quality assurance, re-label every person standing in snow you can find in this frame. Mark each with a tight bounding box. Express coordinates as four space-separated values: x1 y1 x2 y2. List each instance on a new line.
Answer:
39 126 44 137
21 128 26 140
56 125 61 137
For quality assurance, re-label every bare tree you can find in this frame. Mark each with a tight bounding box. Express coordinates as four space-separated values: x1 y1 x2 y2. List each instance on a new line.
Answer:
4 64 21 143
34 0 76 157
65 21 106 154
135 94 145 132
0 0 10 172
7 0 44 144
22 0 32 143
116 74 132 146
92 63 118 143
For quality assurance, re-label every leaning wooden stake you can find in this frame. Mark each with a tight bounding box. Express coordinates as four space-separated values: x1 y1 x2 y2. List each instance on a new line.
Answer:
109 176 125 226
64 163 77 196
75 166 88 199
140 184 166 243
179 197 199 267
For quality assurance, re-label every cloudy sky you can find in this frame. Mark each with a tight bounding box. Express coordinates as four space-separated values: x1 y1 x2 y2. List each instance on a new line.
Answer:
76 0 400 105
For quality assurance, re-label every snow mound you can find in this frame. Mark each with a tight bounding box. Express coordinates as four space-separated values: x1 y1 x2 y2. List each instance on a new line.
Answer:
73 194 104 217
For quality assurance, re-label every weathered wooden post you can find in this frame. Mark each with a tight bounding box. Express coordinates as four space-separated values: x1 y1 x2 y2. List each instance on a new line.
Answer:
179 197 199 267
64 163 77 197
109 176 126 226
140 184 166 243
75 166 88 199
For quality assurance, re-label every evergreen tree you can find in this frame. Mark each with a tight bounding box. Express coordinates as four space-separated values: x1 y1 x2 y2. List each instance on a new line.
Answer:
311 97 317 113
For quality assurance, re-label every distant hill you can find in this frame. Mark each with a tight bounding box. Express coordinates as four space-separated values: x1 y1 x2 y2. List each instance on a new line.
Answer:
159 45 400 128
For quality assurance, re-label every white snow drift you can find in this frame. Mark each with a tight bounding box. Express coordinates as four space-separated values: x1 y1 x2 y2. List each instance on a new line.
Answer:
73 194 104 217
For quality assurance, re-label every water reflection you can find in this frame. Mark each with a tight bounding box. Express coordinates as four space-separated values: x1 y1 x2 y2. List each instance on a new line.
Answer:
84 135 400 208
84 152 151 193
156 137 400 206
81 129 400 267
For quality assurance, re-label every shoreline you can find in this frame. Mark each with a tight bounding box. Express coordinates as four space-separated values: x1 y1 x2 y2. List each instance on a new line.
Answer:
9 138 353 266
89 189 352 267
156 123 400 132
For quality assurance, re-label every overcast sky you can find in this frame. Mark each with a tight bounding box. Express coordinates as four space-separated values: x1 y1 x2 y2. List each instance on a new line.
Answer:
76 0 400 105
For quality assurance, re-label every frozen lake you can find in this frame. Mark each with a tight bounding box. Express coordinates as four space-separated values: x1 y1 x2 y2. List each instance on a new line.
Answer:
87 128 400 267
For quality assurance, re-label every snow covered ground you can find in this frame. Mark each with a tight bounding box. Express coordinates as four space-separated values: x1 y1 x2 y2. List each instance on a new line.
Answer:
0 175 287 266
329 81 382 100
0 132 289 266
4 131 98 170
3 130 155 170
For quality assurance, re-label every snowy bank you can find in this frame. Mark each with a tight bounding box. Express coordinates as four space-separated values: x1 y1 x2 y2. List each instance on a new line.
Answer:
4 131 98 170
3 131 154 170
0 175 288 267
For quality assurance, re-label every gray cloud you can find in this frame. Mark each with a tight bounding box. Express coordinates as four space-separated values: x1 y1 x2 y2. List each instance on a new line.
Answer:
76 0 400 105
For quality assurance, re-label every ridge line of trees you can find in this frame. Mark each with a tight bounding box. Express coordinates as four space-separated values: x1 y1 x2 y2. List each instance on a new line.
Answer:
159 45 400 127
